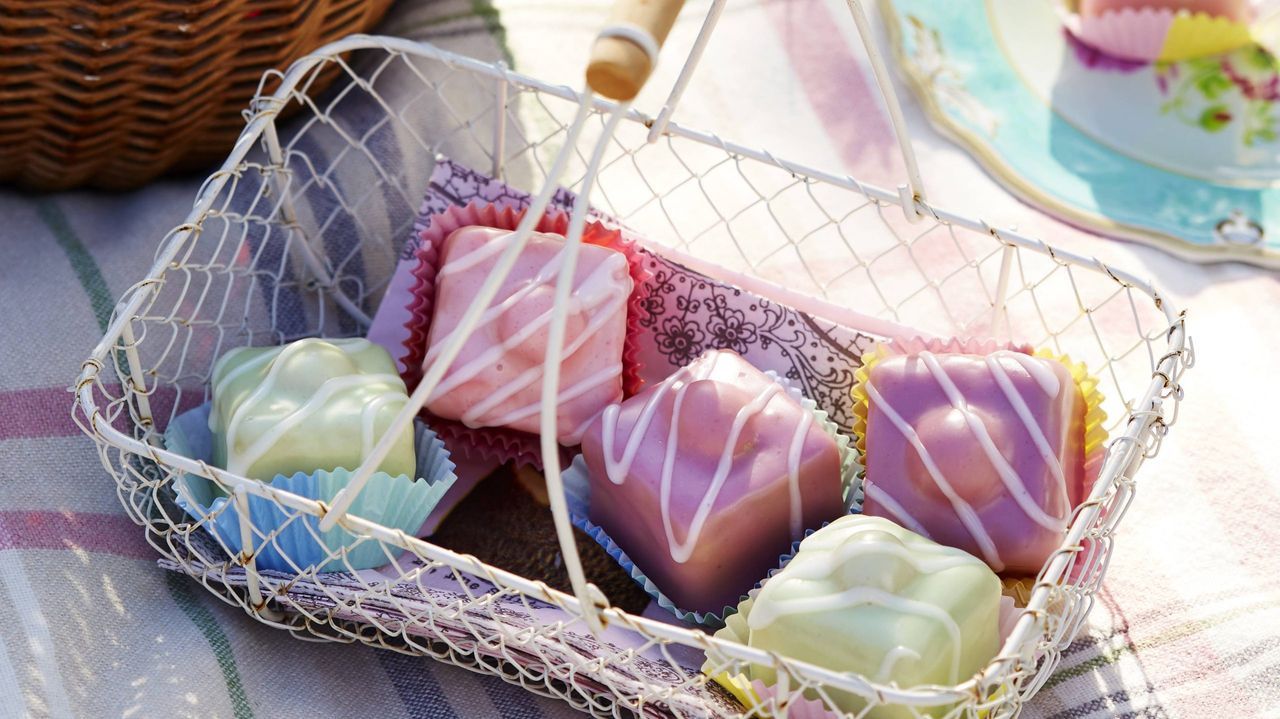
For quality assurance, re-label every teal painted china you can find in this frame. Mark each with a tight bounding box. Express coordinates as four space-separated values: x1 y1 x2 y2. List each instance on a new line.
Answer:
884 0 1280 267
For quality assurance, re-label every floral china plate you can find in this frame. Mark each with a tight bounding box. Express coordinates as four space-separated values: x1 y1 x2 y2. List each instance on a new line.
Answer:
883 0 1280 268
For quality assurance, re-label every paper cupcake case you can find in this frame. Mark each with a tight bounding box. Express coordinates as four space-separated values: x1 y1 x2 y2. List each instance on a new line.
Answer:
1000 532 1104 608
1060 4 1252 63
428 419 572 472
163 403 457 573
396 200 651 468
561 371 862 628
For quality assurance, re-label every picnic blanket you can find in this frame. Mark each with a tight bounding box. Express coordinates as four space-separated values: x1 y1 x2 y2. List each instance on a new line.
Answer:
0 0 1276 717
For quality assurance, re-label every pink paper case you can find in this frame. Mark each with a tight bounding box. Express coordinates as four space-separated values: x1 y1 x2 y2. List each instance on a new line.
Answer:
1079 0 1252 23
1060 1 1254 63
1067 5 1174 62
400 201 649 468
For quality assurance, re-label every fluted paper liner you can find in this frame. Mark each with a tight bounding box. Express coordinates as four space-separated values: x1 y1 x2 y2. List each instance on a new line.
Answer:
1161 10 1252 61
1062 5 1251 62
1066 6 1174 62
398 200 650 466
562 371 860 627
164 403 457 573
430 419 572 472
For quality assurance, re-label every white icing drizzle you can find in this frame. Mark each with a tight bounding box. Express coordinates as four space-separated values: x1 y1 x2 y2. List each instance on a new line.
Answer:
783 538 984 581
867 350 1079 568
984 354 1071 514
229 373 403 476
863 484 932 538
482 364 623 428
1006 351 1059 396
749 521 988 684
435 228 510 275
214 338 406 477
360 393 399 461
661 380 782 564
220 339 319 448
864 380 1004 570
786 410 814 539
875 646 923 683
210 349 274 432
599 352 815 564
918 352 1063 532
212 337 373 430
423 231 630 436
749 586 965 683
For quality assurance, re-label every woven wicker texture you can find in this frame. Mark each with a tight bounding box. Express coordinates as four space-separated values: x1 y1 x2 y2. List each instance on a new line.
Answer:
0 0 393 191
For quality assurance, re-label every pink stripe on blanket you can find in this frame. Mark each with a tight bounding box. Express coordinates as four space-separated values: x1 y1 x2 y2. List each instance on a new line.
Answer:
0 510 152 560
764 0 900 181
1 386 86 439
3 384 198 440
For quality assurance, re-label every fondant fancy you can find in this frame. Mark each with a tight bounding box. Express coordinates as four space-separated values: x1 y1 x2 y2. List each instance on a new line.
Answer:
581 349 845 614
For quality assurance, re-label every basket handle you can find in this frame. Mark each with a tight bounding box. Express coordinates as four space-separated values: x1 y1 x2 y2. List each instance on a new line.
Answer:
586 0 687 100
321 5 692 634
644 0 929 221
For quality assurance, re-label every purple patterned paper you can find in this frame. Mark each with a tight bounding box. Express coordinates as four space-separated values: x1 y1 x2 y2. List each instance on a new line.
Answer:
368 156 886 433
631 254 878 432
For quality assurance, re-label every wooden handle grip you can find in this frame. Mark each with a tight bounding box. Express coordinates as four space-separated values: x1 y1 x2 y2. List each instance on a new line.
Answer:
586 0 685 101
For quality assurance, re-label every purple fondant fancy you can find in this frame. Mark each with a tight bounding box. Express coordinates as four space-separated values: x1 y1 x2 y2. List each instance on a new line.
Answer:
581 349 846 614
861 346 1091 574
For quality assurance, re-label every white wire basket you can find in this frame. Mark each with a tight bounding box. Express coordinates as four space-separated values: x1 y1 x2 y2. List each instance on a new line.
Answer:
74 7 1192 717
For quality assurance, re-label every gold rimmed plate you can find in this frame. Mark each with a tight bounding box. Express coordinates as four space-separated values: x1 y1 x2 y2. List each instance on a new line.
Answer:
884 0 1280 268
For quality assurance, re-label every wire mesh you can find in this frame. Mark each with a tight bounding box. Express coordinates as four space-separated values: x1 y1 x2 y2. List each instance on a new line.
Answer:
72 37 1190 719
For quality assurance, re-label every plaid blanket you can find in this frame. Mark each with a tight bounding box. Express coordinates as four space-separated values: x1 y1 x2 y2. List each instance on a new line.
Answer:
0 0 1275 717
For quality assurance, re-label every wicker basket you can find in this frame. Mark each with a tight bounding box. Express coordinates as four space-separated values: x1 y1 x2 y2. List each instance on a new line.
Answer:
0 0 393 191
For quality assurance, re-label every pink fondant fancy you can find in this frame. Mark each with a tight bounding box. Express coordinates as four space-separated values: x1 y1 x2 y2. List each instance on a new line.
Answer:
399 201 649 466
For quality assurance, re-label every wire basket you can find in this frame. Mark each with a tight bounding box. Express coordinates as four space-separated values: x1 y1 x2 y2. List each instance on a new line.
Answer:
73 14 1192 719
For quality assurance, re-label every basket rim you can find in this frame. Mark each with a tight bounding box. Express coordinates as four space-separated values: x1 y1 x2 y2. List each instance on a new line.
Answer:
71 34 1192 709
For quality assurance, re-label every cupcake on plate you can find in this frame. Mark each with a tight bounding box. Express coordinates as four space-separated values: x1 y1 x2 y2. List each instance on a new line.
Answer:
1062 0 1254 62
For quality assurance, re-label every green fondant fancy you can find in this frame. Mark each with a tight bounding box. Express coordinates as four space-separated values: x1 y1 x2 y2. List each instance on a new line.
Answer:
209 338 416 481
746 515 1000 716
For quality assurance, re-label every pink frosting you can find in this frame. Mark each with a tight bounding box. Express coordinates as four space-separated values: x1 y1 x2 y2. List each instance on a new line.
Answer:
1079 0 1253 22
581 349 844 614
861 349 1089 575
424 226 632 444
